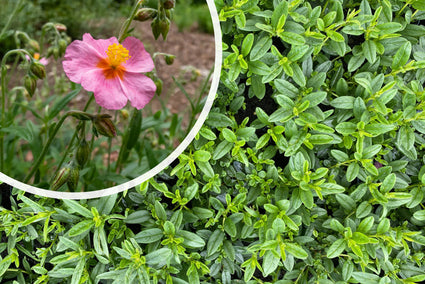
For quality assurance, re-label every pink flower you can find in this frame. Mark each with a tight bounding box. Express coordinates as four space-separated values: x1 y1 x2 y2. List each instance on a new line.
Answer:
26 53 49 66
62 33 156 110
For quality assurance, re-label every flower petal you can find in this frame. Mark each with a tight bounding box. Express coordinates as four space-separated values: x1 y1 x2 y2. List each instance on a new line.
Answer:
62 34 117 84
119 73 156 110
81 69 128 110
121 37 154 73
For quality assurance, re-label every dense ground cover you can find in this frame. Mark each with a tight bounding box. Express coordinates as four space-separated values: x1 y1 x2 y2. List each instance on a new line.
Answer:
1 0 425 283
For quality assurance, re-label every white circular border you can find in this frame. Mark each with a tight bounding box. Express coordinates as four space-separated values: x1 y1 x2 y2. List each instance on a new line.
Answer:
0 0 222 200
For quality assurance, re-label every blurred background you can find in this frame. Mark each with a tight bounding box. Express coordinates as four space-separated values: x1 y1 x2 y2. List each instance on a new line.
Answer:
0 0 216 191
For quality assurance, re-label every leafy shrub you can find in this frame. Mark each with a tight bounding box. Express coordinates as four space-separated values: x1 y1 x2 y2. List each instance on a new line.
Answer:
2 0 425 283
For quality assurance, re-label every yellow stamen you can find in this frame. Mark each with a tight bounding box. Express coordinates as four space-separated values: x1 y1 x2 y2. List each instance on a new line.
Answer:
34 53 40 60
106 43 131 68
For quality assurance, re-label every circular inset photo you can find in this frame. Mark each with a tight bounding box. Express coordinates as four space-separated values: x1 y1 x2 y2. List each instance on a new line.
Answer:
0 0 221 198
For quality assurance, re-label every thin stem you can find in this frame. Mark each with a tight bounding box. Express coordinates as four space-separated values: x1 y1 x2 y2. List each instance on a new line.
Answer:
50 94 94 179
0 0 25 40
114 109 137 172
118 0 143 42
1 49 32 172
23 110 91 183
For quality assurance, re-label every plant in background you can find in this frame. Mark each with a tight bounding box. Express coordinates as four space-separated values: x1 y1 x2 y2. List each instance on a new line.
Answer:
0 0 185 192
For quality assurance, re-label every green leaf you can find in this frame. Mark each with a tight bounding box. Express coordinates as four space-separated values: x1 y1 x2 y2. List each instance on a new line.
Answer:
362 40 377 63
412 0 425 11
134 228 163 243
348 55 365 72
212 140 233 160
249 60 271 75
62 200 93 218
330 96 355 109
68 220 94 237
206 112 233 128
48 87 81 119
351 232 370 244
274 79 298 97
346 163 360 182
326 30 344 42
392 41 411 70
71 257 85 284
193 150 211 162
177 230 206 248
224 217 237 237
351 272 380 283
279 32 305 45
362 144 382 159
330 150 349 162
0 125 33 142
336 194 355 211
241 33 254 57
381 173 396 193
335 122 357 135
327 239 346 258
413 210 425 221
376 218 390 234
287 45 309 62
300 189 313 209
262 250 279 276
250 36 273 61
199 127 217 140
300 91 327 107
376 22 403 34
145 248 172 265
357 216 374 233
356 201 372 219
285 243 308 259
364 124 395 136
207 230 225 256
309 134 333 144
397 125 415 150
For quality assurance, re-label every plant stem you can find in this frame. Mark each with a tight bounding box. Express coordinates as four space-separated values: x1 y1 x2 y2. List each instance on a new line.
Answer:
23 110 91 184
50 94 94 179
0 0 25 40
114 109 137 172
118 0 143 42
0 49 32 173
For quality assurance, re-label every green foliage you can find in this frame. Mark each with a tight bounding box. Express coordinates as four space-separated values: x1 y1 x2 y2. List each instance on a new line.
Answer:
2 0 425 283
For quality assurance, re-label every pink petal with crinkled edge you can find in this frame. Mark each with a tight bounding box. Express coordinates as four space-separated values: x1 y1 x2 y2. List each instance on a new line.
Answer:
81 69 128 110
62 34 116 84
121 37 154 73
81 33 118 58
119 73 156 110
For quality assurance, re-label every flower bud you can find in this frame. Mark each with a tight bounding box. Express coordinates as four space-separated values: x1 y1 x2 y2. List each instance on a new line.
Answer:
67 167 80 191
120 109 130 120
76 140 90 168
54 23 67 32
159 18 170 40
24 74 37 97
165 54 175 65
51 165 71 191
135 8 157 21
93 114 117 137
52 47 60 59
154 78 163 96
151 18 161 40
30 61 46 79
28 39 40 51
58 39 68 55
163 0 175 9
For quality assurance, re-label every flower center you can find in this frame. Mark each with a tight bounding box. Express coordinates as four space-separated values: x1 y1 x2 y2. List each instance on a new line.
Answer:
34 53 40 60
106 43 131 68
